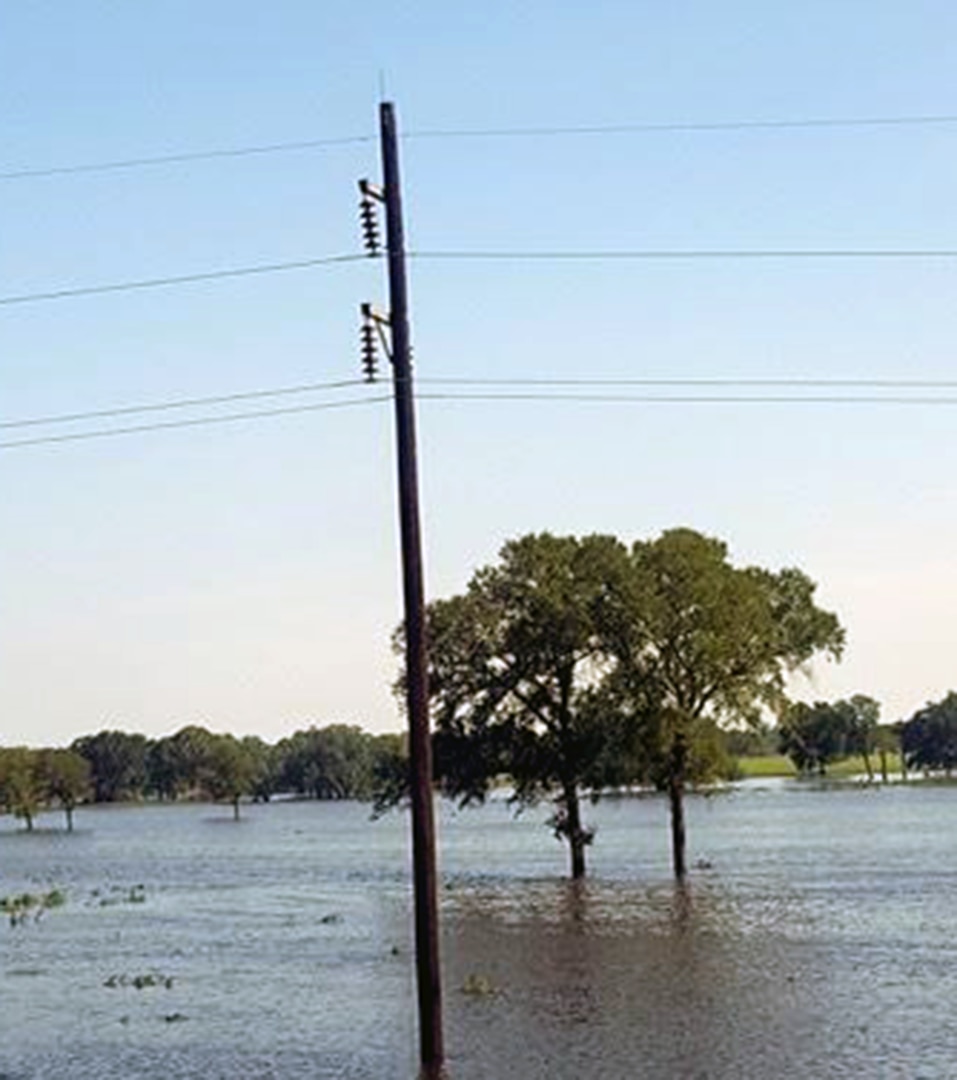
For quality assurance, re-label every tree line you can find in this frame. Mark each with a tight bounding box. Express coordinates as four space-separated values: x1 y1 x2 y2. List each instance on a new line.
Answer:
0 724 403 830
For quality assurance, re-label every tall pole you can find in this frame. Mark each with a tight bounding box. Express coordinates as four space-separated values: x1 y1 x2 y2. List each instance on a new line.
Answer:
380 100 445 1079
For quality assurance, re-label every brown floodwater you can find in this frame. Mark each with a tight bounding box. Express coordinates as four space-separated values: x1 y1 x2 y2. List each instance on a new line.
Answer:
2 780 956 1078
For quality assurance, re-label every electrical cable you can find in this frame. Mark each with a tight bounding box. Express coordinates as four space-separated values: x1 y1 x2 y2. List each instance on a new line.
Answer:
418 390 957 405
419 376 957 389
0 395 390 450
0 253 375 307
3 246 956 309
0 135 375 181
4 111 957 181
408 248 957 262
0 378 369 430
9 374 957 435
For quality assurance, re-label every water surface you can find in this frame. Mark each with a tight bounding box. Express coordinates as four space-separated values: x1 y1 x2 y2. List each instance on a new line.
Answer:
2 781 955 1078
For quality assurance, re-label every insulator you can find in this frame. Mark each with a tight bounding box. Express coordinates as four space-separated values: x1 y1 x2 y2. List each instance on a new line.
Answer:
361 323 377 382
359 198 380 255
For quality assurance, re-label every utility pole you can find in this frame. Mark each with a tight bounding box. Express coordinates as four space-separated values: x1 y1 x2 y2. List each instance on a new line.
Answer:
362 101 444 1080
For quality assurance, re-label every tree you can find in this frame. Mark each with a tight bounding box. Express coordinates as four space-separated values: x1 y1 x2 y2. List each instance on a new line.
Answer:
0 747 44 830
277 725 376 800
418 532 631 879
613 529 844 878
902 692 957 775
843 695 881 779
201 734 256 820
38 748 91 831
71 730 148 802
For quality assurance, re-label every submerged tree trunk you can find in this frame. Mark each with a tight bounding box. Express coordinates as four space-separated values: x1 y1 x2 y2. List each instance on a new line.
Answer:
232 796 241 822
668 730 688 880
65 804 74 832
561 782 588 880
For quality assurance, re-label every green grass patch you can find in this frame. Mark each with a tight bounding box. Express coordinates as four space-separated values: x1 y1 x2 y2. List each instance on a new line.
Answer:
734 752 905 780
734 755 797 778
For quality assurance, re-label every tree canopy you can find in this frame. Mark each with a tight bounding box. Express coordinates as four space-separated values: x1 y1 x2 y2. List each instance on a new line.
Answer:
902 692 957 775
413 527 844 879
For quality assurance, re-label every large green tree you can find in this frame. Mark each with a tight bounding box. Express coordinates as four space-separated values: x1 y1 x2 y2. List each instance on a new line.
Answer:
420 532 631 879
613 529 844 878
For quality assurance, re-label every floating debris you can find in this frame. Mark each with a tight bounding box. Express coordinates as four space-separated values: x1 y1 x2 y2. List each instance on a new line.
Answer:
461 973 498 998
1 889 67 927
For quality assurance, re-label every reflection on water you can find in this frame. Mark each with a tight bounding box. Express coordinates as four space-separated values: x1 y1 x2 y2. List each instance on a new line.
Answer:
2 783 957 1078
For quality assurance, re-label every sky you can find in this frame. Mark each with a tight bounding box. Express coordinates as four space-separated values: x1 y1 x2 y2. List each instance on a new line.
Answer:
2 2 957 746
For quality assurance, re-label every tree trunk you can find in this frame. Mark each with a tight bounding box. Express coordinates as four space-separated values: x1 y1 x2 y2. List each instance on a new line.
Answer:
563 783 587 880
668 731 688 880
879 747 889 783
66 804 74 832
862 750 874 781
232 797 240 822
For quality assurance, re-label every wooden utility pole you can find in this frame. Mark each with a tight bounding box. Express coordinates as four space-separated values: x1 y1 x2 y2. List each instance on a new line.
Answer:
379 100 445 1079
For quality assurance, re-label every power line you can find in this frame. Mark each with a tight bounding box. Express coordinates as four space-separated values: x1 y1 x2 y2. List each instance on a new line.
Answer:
418 391 957 405
0 395 390 450
0 253 374 307
0 135 375 181
6 386 957 451
8 374 957 435
0 378 368 430
4 246 957 309
409 248 957 262
10 374 957 433
405 112 957 140
420 376 957 389
4 111 957 181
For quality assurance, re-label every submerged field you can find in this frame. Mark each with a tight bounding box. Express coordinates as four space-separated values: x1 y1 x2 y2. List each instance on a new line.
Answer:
1 780 955 1078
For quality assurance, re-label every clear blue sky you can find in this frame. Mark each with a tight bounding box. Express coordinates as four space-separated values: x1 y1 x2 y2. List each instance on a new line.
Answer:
3 2 957 746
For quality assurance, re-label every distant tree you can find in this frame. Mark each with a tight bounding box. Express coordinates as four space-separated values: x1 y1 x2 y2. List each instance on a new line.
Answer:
71 730 148 802
240 735 280 802
277 725 375 800
415 532 633 879
902 693 957 775
843 695 881 780
0 747 44 830
612 529 844 878
144 735 185 801
779 701 849 775
779 695 881 778
201 734 256 820
38 748 91 831
369 733 409 817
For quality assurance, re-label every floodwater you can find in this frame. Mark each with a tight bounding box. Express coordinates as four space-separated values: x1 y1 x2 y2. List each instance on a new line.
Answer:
2 780 956 1079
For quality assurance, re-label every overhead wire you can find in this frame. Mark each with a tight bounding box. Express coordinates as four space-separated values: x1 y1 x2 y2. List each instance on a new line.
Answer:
0 253 375 307
409 248 957 262
419 391 957 405
0 395 391 451
9 374 957 434
3 245 957 309
3 111 957 181
0 377 369 430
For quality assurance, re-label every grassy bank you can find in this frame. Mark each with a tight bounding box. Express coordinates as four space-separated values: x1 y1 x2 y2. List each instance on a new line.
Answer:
734 753 905 780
